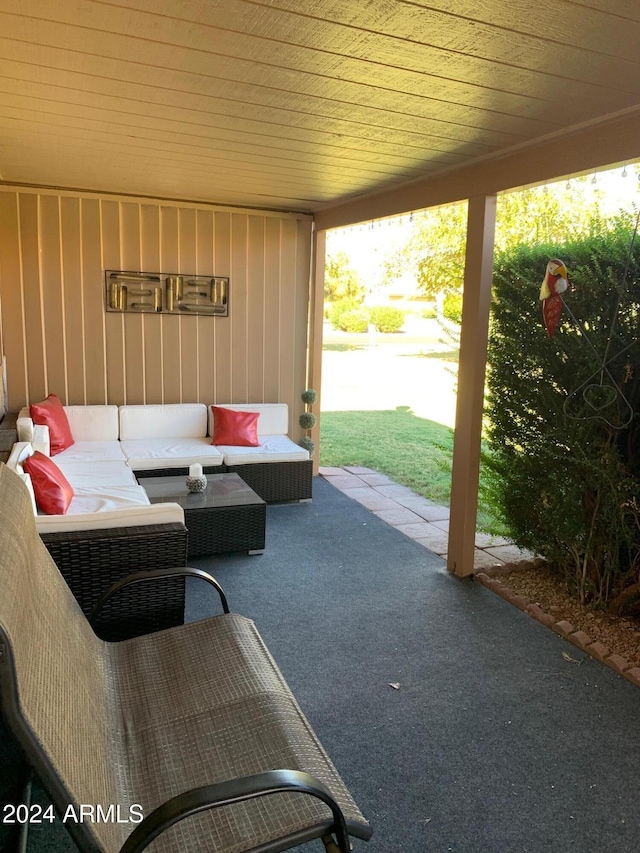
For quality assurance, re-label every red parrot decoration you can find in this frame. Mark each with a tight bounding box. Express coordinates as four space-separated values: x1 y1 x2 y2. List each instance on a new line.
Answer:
539 259 568 337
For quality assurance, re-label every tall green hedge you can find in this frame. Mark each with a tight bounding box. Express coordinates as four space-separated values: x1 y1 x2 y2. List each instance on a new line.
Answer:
484 220 640 611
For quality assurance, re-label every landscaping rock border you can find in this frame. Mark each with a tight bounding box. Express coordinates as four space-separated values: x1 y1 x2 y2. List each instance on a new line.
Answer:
475 563 640 688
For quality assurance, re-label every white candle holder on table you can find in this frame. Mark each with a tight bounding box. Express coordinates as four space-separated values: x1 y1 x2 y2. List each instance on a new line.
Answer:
186 463 207 492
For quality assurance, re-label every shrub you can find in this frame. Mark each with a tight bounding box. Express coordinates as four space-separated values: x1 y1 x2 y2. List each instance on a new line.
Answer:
483 221 640 612
299 388 317 456
329 298 361 330
442 292 463 323
369 306 405 333
337 308 370 333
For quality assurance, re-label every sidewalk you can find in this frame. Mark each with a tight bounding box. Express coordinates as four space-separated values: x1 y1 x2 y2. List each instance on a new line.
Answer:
319 464 533 570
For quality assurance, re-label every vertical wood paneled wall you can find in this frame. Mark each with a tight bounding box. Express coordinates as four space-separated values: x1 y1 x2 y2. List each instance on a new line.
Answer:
0 188 312 436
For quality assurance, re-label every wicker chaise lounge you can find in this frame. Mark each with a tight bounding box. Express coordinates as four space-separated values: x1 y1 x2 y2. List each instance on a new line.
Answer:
0 464 372 853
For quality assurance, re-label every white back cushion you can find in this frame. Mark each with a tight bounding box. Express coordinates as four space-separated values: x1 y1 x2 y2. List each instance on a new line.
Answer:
119 404 208 440
209 403 289 437
64 405 119 441
17 409 50 454
30 425 50 456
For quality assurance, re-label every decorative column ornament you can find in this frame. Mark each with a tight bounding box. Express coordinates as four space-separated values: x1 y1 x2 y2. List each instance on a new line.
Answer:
298 389 318 456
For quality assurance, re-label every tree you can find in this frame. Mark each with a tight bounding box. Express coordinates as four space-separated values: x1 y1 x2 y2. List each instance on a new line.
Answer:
324 251 363 302
383 203 467 299
383 178 608 300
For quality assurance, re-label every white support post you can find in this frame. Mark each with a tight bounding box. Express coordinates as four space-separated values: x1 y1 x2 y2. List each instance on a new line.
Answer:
447 195 497 577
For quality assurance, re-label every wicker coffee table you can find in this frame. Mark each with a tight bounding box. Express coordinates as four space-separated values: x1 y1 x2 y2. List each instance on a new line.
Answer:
139 472 266 557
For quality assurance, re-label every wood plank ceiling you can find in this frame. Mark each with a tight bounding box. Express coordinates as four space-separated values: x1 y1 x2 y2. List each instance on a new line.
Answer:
0 0 639 213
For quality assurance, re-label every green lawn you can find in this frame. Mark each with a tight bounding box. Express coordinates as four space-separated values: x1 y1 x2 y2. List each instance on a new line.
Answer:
320 407 500 532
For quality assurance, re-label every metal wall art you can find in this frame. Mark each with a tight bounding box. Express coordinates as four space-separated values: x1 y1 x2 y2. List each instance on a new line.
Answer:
105 270 229 316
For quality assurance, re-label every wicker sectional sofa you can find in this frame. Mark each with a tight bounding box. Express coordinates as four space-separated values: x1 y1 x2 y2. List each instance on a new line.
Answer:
116 402 313 503
8 404 188 639
17 401 312 502
9 402 311 637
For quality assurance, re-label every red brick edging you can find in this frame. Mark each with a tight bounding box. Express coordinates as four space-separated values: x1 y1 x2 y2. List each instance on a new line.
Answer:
475 571 640 688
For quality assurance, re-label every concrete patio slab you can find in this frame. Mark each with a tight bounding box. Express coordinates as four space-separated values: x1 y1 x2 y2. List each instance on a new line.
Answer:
341 489 402 511
322 473 366 490
395 521 442 539
358 473 395 486
373 484 419 498
484 544 535 562
414 533 449 554
472 549 506 569
475 532 511 548
406 504 451 522
393 495 437 510
374 508 426 525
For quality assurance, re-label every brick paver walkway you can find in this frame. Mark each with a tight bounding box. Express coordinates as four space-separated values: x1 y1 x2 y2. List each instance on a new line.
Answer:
319 465 533 569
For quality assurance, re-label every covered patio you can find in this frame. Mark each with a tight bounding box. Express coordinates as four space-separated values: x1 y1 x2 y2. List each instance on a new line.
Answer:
1 2 640 851
2 0 640 574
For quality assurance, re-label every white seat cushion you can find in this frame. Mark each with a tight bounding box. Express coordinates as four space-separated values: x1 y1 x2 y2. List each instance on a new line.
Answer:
120 404 208 440
220 434 309 466
64 484 152 514
9 436 185 532
34 501 184 534
54 460 138 490
120 437 224 470
53 440 127 464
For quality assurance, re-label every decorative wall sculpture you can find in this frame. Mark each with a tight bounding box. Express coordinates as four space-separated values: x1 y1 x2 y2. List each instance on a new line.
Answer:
105 270 229 316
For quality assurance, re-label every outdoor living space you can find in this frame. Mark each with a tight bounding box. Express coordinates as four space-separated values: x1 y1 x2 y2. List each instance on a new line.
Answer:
3 3 640 853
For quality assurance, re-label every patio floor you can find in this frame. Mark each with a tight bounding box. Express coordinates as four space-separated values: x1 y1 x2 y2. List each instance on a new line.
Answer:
23 474 640 853
186 477 640 853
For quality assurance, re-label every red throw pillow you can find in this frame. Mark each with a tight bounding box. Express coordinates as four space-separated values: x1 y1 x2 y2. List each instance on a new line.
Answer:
23 451 74 515
211 406 260 446
30 394 74 456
